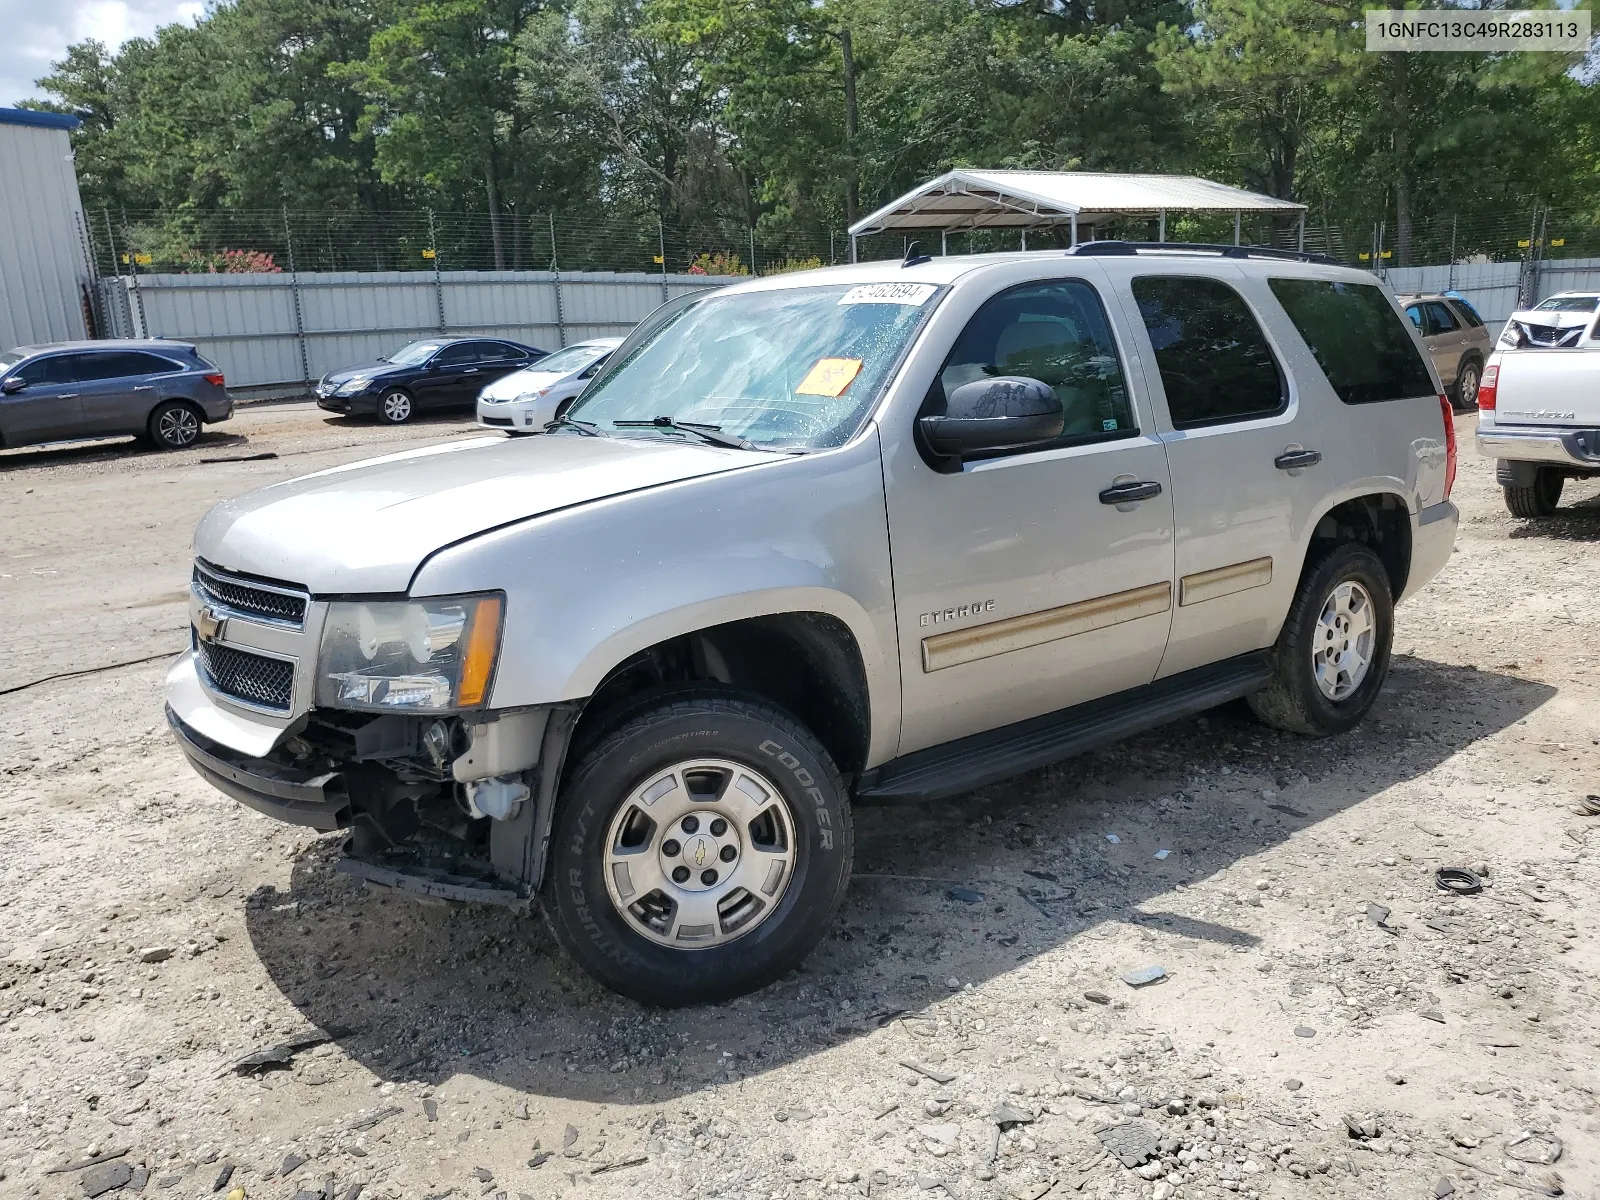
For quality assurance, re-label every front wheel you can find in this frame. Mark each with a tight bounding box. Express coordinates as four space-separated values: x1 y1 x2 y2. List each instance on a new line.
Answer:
376 389 413 424
1248 542 1394 737
1504 468 1562 518
147 400 201 450
545 690 853 1006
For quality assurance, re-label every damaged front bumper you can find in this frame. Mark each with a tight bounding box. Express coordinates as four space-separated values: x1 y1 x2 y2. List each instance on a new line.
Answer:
167 705 349 830
166 648 577 905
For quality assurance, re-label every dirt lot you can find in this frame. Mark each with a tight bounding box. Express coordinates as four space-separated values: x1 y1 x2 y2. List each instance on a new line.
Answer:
2 404 1597 1200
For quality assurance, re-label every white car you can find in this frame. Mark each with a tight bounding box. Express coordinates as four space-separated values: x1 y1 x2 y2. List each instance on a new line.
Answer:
475 338 621 434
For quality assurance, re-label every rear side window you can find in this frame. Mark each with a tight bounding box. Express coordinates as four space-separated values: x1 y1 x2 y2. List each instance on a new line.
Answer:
1268 278 1435 405
1130 277 1285 429
1424 301 1459 334
1447 299 1484 328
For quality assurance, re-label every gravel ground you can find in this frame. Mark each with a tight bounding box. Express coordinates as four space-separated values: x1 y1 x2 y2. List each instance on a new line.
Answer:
1 405 1597 1200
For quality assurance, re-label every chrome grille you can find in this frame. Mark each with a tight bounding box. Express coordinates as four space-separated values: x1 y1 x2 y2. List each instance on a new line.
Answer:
194 560 307 626
196 638 295 712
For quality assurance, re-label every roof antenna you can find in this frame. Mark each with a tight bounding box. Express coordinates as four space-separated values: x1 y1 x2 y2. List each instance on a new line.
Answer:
902 241 932 268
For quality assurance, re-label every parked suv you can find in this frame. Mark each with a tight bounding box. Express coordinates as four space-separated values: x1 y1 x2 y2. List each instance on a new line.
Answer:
166 245 1458 1005
1396 293 1492 410
0 339 232 451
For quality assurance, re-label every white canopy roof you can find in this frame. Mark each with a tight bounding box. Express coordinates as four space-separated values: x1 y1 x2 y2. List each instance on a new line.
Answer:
849 169 1306 237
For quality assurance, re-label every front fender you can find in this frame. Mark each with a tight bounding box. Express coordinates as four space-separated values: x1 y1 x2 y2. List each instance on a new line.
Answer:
410 430 902 768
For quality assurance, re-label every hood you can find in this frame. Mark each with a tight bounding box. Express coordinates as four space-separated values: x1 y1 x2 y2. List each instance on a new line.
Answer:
321 359 409 386
195 434 762 593
1504 308 1596 350
480 366 570 400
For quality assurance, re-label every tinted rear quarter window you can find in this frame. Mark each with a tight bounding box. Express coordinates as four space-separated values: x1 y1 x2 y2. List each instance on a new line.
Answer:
1268 278 1435 405
1130 276 1285 429
1447 300 1484 328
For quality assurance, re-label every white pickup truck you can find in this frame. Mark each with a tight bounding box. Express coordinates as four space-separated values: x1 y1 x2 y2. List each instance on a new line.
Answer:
1477 291 1600 516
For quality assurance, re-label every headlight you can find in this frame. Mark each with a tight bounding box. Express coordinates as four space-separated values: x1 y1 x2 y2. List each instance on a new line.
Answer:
336 377 372 396
316 594 503 711
1497 323 1525 350
515 388 551 403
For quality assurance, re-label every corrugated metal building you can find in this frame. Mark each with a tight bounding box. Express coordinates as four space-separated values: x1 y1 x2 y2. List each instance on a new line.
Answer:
0 107 90 350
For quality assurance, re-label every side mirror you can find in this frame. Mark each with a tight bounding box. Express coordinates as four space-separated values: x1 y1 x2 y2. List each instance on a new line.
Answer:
917 376 1063 471
1 376 24 394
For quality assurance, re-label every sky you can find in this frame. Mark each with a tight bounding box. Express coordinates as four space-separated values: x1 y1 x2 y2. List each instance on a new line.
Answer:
3 0 203 111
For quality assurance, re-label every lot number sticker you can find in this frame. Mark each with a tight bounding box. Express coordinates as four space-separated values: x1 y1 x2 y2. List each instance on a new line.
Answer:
838 283 936 306
796 357 864 397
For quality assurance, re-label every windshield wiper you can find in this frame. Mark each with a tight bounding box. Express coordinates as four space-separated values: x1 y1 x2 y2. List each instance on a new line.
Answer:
613 416 757 451
546 417 608 437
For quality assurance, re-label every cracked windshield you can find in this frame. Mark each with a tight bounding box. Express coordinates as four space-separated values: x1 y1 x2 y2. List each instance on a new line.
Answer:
567 281 941 451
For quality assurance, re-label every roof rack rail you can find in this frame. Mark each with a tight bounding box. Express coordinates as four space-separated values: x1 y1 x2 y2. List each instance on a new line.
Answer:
1066 240 1340 267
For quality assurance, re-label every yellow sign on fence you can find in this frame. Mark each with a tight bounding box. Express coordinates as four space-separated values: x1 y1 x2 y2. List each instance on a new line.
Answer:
421 248 436 260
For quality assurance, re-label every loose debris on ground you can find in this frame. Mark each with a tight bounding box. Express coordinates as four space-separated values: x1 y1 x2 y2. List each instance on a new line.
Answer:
2 408 1598 1198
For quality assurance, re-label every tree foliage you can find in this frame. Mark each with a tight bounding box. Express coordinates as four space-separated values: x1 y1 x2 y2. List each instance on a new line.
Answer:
25 0 1600 265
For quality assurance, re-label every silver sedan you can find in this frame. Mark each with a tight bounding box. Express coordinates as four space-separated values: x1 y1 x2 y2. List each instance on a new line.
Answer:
475 338 621 434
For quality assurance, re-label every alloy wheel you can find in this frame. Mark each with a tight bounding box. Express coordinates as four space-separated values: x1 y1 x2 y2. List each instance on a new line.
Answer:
602 757 796 948
157 406 199 447
1311 580 1375 701
381 391 412 422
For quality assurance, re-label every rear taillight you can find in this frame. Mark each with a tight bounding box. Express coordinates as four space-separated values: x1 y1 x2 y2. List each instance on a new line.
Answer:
1439 393 1457 500
203 372 225 386
1477 362 1497 410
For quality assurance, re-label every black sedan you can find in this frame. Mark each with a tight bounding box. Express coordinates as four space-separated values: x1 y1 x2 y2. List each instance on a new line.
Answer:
314 337 547 424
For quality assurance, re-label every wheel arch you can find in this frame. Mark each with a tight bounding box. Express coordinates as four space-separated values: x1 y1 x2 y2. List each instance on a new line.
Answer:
1300 491 1413 602
566 608 875 783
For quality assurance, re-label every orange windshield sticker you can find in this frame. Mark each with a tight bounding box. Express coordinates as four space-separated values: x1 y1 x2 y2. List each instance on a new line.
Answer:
795 357 863 398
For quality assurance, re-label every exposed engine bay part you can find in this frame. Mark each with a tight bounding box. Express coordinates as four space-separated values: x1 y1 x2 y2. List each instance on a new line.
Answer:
451 708 550 782
464 773 531 821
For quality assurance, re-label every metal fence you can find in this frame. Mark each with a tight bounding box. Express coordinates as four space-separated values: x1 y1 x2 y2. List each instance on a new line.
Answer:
95 269 726 393
1383 255 1600 336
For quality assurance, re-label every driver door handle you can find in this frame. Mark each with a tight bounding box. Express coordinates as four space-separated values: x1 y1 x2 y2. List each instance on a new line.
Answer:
1274 449 1322 471
1098 480 1163 505
462 367 480 374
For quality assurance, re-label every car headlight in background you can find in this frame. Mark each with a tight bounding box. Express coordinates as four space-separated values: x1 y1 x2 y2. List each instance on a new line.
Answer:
335 376 373 396
516 387 552 403
316 594 503 711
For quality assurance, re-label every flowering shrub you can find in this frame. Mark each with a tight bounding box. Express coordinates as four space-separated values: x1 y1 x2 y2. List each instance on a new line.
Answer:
686 251 749 276
178 247 282 273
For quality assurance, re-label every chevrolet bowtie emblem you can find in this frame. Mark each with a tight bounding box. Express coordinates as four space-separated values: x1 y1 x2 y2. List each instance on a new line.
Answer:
693 841 707 867
196 605 227 644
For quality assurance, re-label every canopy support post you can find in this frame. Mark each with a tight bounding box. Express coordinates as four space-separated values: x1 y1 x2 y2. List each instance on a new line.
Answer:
1158 211 1166 243
850 234 858 264
940 230 947 256
1070 214 1078 247
1298 211 1306 253
1020 228 1028 251
1234 212 1241 246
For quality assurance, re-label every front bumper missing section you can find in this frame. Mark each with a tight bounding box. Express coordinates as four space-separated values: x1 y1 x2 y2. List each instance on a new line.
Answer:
167 706 349 831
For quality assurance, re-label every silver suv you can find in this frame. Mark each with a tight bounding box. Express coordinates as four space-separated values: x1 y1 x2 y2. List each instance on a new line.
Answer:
166 245 1459 1005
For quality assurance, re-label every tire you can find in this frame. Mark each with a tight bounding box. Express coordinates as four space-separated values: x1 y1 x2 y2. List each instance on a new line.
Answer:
545 689 853 1006
146 400 202 450
1247 542 1394 737
1503 469 1562 518
1452 357 1481 412
376 389 413 424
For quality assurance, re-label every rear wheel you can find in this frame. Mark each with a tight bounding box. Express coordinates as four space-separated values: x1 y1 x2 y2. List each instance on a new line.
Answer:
1248 542 1394 737
376 389 413 424
147 400 201 450
1452 358 1481 412
545 690 852 1006
1503 468 1562 518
